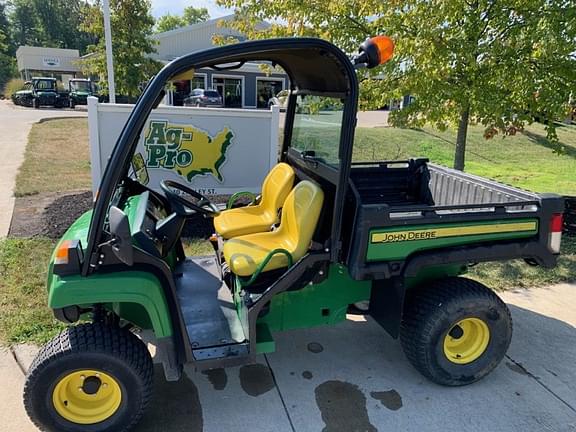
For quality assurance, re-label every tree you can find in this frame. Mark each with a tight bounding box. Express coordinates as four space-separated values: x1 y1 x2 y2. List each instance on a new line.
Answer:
155 6 209 33
8 0 95 53
9 0 42 47
0 1 17 91
218 0 576 170
182 6 209 25
156 14 184 33
31 0 95 53
80 0 160 97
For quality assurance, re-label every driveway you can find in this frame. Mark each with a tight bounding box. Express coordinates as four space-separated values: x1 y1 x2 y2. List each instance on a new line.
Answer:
4 283 575 432
0 100 86 236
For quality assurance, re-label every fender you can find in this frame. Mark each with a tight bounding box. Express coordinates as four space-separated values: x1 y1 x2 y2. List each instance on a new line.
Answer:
48 271 173 338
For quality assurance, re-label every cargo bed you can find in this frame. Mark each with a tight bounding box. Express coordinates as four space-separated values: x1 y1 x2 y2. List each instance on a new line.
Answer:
345 159 565 279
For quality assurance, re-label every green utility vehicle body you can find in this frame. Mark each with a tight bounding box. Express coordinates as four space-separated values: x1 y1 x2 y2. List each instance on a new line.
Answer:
67 78 98 108
12 77 67 108
26 35 566 432
45 38 564 375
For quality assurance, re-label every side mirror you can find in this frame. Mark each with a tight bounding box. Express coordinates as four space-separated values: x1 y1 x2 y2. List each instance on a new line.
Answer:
354 35 395 69
109 206 134 265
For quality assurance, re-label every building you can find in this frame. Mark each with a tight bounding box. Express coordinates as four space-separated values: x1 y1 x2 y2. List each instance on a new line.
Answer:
16 46 81 82
150 15 288 108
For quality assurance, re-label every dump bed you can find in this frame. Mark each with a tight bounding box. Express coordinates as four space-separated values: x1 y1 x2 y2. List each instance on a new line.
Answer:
345 159 565 280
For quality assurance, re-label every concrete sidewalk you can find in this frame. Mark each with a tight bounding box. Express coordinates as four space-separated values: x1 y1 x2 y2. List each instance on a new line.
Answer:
3 283 575 432
0 100 86 237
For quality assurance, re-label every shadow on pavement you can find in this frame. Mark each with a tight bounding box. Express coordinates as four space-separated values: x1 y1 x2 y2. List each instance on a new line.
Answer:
136 365 203 432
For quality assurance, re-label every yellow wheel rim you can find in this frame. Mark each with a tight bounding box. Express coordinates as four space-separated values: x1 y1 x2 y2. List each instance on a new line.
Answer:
443 318 490 364
52 369 122 424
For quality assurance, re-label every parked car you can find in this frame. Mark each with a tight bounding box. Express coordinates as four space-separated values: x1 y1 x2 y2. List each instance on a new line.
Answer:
12 77 67 108
183 88 223 107
267 89 289 110
267 90 334 114
68 79 98 108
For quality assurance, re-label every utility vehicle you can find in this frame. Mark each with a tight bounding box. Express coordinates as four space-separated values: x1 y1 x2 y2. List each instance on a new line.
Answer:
12 77 67 108
24 36 564 432
68 79 98 109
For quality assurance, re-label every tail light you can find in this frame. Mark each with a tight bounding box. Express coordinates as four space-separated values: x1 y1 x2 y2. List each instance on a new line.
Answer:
548 213 563 253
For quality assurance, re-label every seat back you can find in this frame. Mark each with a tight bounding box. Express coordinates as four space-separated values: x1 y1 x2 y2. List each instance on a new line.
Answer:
277 180 324 261
259 163 295 217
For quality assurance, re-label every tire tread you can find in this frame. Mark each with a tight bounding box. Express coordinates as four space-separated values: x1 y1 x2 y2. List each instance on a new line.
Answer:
400 277 512 385
24 323 153 432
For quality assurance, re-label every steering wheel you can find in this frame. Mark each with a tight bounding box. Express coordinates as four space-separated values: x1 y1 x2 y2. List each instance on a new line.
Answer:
160 180 220 217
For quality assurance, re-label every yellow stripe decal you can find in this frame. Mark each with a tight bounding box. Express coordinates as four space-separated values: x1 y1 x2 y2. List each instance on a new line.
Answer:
371 222 538 244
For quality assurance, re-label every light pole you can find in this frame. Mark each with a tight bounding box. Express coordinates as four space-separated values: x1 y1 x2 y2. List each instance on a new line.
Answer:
103 0 116 104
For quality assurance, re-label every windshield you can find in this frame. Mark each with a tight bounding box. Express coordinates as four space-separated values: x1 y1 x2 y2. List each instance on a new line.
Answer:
204 90 220 98
35 79 56 90
290 95 344 167
70 81 92 92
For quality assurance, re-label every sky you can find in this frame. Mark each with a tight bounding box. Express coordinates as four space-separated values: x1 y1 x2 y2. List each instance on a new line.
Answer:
149 0 232 19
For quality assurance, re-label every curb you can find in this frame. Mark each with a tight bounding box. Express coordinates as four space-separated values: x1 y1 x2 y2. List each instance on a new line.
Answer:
10 344 39 375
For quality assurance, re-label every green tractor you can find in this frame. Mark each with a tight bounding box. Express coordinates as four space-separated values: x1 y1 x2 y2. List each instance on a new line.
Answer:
23 36 564 432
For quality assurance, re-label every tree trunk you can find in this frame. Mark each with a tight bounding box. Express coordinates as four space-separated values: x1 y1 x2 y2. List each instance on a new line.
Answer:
454 105 470 171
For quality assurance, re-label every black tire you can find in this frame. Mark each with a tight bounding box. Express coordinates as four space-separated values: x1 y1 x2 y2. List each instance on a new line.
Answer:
33 98 40 109
69 99 75 109
400 277 512 386
24 323 154 432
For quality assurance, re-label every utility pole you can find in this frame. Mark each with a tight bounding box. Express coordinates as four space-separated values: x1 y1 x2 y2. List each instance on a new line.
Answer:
103 0 116 104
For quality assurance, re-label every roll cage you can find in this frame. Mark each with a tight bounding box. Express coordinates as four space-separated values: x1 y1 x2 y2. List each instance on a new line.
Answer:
83 38 360 275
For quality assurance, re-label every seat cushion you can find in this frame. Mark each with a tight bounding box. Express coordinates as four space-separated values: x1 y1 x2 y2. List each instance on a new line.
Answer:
213 206 275 239
213 163 295 239
223 231 292 276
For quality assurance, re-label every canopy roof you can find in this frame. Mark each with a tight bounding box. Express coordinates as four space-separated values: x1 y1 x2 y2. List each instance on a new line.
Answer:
172 38 356 96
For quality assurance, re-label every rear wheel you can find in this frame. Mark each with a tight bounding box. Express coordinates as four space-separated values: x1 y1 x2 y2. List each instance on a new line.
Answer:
24 323 153 432
400 277 512 386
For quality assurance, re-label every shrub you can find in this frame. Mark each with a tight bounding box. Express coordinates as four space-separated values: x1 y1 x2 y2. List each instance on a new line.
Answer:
4 78 25 99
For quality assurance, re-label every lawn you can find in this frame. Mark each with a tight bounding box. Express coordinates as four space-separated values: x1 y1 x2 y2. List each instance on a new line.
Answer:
352 122 576 195
0 117 574 345
0 238 64 344
14 118 91 196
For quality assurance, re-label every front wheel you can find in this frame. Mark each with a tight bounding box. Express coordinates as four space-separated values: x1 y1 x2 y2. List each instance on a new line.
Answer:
400 277 512 386
24 323 154 432
33 98 40 109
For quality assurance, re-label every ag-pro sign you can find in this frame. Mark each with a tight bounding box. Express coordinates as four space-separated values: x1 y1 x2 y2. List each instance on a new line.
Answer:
88 98 280 196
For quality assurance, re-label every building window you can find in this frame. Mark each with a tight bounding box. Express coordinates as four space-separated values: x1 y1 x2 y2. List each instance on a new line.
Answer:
256 78 284 109
191 74 206 90
213 76 243 108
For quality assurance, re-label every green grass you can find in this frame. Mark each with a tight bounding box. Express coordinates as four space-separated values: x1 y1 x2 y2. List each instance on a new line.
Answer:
469 235 576 290
0 238 65 344
182 237 213 256
15 118 91 196
353 122 576 195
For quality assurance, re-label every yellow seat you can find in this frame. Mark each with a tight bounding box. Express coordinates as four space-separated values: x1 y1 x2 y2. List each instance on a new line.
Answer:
223 180 324 277
213 163 295 239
